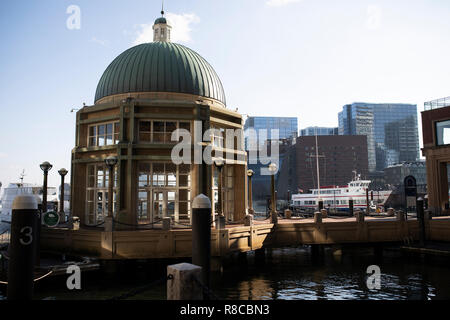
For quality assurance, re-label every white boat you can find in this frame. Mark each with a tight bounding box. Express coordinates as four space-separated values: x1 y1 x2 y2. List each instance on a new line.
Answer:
291 174 393 212
0 179 58 224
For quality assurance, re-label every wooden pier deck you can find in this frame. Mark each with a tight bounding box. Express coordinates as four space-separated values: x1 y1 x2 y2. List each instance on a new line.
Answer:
39 215 450 261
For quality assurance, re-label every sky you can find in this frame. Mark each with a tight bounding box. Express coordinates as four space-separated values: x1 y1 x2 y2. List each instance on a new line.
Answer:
1 0 450 188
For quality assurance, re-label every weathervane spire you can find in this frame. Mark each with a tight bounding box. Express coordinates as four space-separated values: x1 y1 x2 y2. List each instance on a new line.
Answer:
161 0 164 16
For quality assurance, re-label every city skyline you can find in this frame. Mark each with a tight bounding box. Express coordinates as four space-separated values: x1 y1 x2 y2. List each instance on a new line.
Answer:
2 0 450 188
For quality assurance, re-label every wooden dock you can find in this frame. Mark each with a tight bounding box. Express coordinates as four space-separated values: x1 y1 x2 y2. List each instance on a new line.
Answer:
39 215 450 260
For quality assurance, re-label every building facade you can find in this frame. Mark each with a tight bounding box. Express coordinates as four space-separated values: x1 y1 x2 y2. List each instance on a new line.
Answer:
421 97 450 214
244 116 298 149
338 103 419 173
300 127 338 136
71 13 247 227
293 135 369 193
383 161 427 188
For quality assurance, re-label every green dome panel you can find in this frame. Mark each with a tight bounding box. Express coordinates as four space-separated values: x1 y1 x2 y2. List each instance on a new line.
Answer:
95 42 226 105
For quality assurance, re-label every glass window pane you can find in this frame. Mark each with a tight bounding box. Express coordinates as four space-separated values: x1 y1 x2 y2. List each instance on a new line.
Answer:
139 121 151 132
89 137 96 146
154 121 164 132
166 122 177 134
89 126 96 136
167 174 176 186
153 132 164 143
106 123 113 134
139 133 151 142
153 163 164 174
106 135 113 145
98 125 105 135
98 136 105 146
139 163 151 172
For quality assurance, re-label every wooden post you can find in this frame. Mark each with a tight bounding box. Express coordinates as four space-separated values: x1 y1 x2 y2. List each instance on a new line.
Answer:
314 211 322 224
167 263 203 300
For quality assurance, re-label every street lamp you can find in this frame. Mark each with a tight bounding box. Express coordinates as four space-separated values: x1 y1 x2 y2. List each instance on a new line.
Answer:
40 161 53 213
214 158 225 216
268 163 278 223
214 157 225 229
247 169 254 215
105 156 118 219
58 168 68 221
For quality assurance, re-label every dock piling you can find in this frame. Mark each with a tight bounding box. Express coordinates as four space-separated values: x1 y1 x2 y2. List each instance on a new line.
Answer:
7 195 38 300
167 263 203 300
192 194 211 292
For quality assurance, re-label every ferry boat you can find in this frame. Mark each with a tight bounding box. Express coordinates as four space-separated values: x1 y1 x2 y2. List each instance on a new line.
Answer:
291 174 392 213
0 174 58 223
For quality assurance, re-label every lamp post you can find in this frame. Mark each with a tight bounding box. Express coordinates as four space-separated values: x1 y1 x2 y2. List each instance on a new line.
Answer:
214 157 225 229
105 156 118 220
58 168 68 223
268 163 278 223
39 161 53 213
247 169 254 215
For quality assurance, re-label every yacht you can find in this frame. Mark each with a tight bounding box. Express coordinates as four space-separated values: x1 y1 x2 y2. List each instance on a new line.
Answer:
0 173 58 223
291 174 393 213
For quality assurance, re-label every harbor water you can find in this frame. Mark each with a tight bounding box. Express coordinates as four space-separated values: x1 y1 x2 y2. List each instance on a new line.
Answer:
1 241 449 300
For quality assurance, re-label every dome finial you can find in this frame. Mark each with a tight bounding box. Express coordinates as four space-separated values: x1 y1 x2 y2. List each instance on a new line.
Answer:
153 1 171 42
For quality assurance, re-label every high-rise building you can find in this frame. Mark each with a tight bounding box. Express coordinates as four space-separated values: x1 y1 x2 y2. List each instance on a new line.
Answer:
244 116 298 149
338 103 419 173
244 117 298 206
300 126 338 136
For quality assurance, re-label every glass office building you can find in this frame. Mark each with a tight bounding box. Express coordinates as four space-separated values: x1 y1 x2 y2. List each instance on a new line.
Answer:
338 103 419 172
300 126 338 136
244 117 298 149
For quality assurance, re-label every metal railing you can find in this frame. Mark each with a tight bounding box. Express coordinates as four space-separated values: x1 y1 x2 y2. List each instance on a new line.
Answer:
424 96 450 111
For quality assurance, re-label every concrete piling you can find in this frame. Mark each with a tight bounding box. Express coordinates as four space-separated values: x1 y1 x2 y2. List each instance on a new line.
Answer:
7 195 38 300
167 263 203 300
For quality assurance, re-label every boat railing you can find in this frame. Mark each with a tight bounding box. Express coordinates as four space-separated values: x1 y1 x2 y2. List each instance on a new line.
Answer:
0 229 10 246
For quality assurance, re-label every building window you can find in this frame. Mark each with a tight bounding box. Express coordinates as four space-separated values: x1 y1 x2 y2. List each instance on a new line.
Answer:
138 162 191 223
86 163 117 225
436 120 450 146
88 122 120 147
138 120 191 143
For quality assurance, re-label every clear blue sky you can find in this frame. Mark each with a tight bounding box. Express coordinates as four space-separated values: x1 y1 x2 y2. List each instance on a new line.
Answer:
1 0 450 188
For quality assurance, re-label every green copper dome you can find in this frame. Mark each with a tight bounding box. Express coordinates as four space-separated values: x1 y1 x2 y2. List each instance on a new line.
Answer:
154 17 167 24
95 42 226 105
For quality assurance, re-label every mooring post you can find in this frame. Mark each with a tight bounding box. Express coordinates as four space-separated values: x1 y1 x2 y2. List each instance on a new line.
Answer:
349 198 354 216
167 263 203 300
192 194 211 292
314 211 322 224
7 195 38 300
34 196 42 267
417 197 425 246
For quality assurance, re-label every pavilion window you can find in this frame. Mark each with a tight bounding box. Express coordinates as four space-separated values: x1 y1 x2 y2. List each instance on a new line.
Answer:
88 121 120 147
138 120 191 143
138 162 192 222
86 163 117 225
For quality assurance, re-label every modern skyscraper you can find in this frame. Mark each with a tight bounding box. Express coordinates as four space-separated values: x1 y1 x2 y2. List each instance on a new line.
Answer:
338 103 419 173
244 116 298 149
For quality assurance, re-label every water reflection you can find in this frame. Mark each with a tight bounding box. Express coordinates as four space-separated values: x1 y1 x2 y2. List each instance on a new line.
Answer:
2 246 449 300
212 246 449 300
